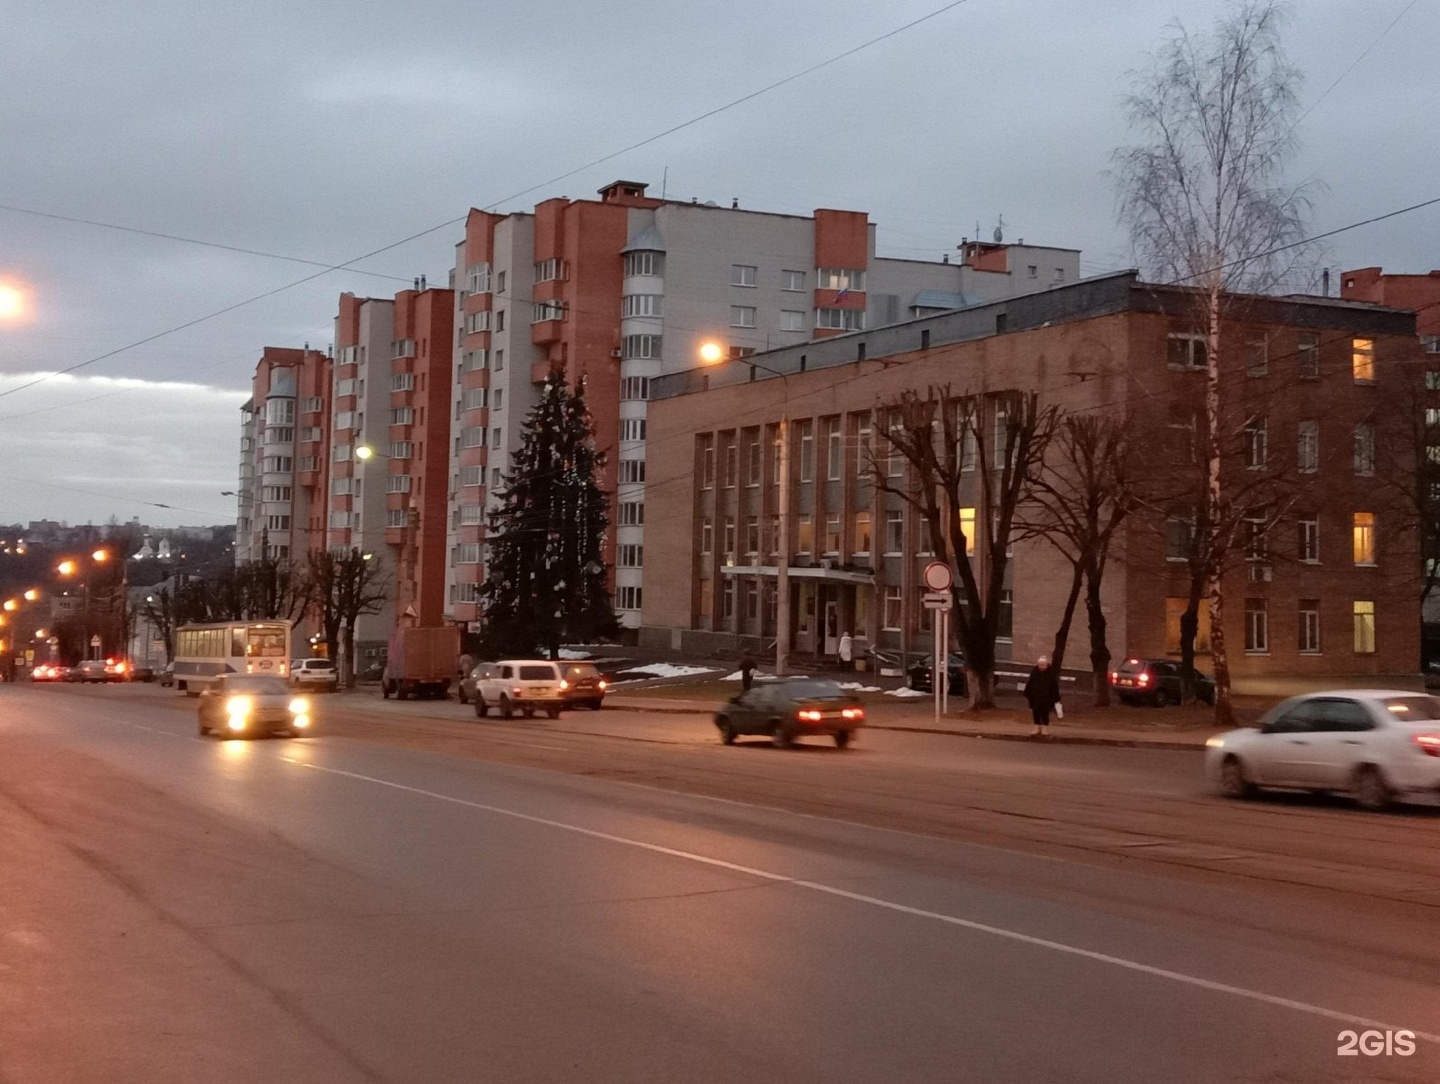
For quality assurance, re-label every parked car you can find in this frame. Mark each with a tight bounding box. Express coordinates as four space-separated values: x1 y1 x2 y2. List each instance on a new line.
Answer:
457 662 497 705
906 653 969 697
471 661 568 719
30 663 68 682
197 674 314 739
130 664 156 683
71 660 115 683
158 662 175 687
1206 690 1440 810
1110 658 1214 707
714 678 866 749
290 657 338 692
559 662 608 710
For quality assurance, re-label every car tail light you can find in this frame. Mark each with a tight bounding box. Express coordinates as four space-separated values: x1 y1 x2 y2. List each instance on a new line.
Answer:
798 709 823 722
1137 672 1150 686
559 679 569 690
1108 671 1119 685
1413 733 1440 757
841 708 864 720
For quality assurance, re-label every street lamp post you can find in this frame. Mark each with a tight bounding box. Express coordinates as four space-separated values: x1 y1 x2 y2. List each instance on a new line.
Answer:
699 343 792 677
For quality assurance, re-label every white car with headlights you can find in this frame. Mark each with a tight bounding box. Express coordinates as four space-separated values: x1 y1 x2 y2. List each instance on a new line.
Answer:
1206 690 1440 809
197 674 315 738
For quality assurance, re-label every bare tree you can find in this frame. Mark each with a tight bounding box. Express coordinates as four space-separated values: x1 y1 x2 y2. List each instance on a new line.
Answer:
1016 413 1136 705
305 548 390 688
1114 0 1313 725
873 386 1056 707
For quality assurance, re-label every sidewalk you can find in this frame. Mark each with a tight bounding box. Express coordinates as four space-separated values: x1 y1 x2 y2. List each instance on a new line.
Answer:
604 694 1221 750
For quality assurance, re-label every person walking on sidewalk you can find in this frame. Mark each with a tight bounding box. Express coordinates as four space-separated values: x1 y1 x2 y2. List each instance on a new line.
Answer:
739 653 757 692
1023 655 1061 738
837 632 853 672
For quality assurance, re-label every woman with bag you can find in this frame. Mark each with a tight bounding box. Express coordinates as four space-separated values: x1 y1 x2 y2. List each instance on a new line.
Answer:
1023 655 1061 738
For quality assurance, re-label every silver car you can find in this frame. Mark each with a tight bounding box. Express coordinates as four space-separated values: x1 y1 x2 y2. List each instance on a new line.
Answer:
1206 689 1440 809
198 674 315 739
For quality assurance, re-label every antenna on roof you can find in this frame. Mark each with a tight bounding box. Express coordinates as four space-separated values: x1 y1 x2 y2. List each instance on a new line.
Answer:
661 166 668 200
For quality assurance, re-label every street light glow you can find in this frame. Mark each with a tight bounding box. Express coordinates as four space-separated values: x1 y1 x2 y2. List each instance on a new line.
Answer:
2 599 16 612
92 549 110 562
0 282 25 321
355 445 375 460
698 341 725 364
57 560 77 576
23 589 39 601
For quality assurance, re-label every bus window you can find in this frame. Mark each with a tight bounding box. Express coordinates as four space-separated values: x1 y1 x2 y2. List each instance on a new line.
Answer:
232 628 246 657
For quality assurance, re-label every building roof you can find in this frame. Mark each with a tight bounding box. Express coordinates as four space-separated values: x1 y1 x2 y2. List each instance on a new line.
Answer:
621 222 666 254
912 290 975 312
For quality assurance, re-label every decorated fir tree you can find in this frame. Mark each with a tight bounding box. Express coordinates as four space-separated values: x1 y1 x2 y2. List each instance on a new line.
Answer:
479 367 618 657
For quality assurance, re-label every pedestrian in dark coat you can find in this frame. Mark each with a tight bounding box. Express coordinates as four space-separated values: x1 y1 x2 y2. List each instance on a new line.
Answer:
739 653 757 692
1023 654 1061 737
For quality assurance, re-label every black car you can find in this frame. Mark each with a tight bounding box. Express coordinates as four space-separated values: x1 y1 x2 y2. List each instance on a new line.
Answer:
906 653 969 697
714 678 866 748
1110 657 1215 707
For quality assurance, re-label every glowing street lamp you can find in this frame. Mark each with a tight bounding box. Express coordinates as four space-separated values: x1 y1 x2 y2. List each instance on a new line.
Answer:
57 559 77 576
23 588 39 601
2 599 16 612
92 548 110 563
0 282 25 322
698 340 725 364
354 444 376 461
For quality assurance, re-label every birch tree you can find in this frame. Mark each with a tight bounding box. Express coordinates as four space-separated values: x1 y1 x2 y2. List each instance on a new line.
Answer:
1114 0 1313 725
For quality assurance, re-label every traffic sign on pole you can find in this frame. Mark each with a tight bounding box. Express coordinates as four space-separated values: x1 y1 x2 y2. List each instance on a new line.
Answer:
922 592 952 610
922 561 953 592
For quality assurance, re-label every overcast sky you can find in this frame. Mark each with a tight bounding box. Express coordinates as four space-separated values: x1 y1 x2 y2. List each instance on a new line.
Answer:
1 0 1435 529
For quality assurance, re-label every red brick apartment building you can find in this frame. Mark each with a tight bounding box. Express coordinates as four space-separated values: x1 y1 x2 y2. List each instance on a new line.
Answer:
641 272 1421 692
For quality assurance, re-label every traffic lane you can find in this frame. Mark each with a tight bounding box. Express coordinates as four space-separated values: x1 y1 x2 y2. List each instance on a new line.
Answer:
8 691 1440 1081
26 681 1440 913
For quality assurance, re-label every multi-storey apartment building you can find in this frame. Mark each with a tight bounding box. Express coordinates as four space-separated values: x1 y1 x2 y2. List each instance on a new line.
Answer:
235 346 331 564
641 272 1420 692
444 180 1081 631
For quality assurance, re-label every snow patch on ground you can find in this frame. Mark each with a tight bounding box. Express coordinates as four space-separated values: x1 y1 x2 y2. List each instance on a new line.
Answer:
885 687 930 698
558 648 593 660
836 682 881 692
720 671 781 682
618 663 718 679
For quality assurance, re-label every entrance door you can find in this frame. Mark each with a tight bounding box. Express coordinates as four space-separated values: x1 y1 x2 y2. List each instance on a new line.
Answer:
823 600 839 657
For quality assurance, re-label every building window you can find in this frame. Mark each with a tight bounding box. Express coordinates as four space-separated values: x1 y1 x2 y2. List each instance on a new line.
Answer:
887 411 904 477
534 257 567 282
1243 517 1267 562
781 269 805 292
1243 416 1267 469
817 268 866 292
1167 333 1207 370
462 426 486 449
491 427 503 449
264 426 294 444
388 510 410 529
1297 332 1320 378
721 580 735 622
744 579 759 622
1244 598 1268 653
623 334 662 359
1299 517 1320 563
1246 336 1268 377
883 587 903 631
885 511 904 555
699 518 713 555
619 459 646 484
745 516 759 556
491 468 502 488
620 377 651 401
1298 600 1321 654
330 446 350 463
620 418 647 442
265 398 295 425
463 349 489 372
386 475 412 494
1353 422 1375 475
460 466 483 487
1353 601 1376 654
302 396 323 413
1297 420 1318 473
463 387 489 411
265 515 290 531
616 586 643 611
390 407 414 426
723 441 737 488
617 544 643 568
1352 337 1375 383
700 438 715 488
826 418 842 480
815 308 865 331
493 349 505 371
388 441 412 459
456 543 482 564
959 507 977 557
798 420 814 481
730 305 756 328
1027 264 1038 279
853 511 872 555
465 311 491 334
797 515 814 555
496 270 506 293
261 485 292 502
622 294 664 318
459 505 485 526
1352 512 1375 565
745 434 761 486
624 251 662 277
531 300 565 323
731 264 757 287
998 588 1013 640
823 515 841 555
619 501 644 526
779 310 806 333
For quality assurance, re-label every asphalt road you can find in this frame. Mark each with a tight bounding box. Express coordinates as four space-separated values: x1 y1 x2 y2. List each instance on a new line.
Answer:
3 682 1439 1083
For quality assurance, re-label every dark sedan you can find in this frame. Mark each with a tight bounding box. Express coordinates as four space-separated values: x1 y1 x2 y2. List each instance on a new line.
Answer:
906 652 969 697
714 678 866 748
197 674 314 738
1110 657 1215 707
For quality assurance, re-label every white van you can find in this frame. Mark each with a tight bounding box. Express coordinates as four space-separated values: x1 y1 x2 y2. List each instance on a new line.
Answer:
473 661 566 719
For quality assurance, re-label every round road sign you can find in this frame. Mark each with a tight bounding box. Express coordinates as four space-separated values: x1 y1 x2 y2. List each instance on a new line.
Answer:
922 561 953 592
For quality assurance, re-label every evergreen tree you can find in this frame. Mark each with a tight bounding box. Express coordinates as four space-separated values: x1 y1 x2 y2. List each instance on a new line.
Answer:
480 368 618 657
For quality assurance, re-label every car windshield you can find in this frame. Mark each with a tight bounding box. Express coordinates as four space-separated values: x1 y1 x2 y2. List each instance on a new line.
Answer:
1379 695 1440 721
225 676 289 696
565 664 600 680
782 679 846 699
519 665 556 681
305 659 335 670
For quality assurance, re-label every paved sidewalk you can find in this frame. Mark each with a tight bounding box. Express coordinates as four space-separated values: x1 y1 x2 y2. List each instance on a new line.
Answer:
604 694 1222 750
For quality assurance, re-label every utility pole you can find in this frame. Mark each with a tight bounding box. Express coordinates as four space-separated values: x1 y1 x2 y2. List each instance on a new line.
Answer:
775 416 790 677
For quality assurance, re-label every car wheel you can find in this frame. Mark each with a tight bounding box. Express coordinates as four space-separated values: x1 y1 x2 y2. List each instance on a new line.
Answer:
717 717 736 745
381 682 392 699
458 687 468 704
1219 755 1256 799
474 696 489 719
522 706 535 719
834 730 852 749
499 696 514 719
1353 765 1393 811
770 721 793 749
1153 689 1173 708
197 719 209 737
590 700 603 711
545 707 561 719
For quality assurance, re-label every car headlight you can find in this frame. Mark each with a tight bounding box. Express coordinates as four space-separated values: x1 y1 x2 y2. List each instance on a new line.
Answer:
292 714 310 729
289 698 309 715
227 696 252 718
1205 735 1226 748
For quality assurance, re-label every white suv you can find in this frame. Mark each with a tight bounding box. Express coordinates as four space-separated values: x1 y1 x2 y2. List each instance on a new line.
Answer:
290 658 338 692
472 661 567 719
1206 689 1440 809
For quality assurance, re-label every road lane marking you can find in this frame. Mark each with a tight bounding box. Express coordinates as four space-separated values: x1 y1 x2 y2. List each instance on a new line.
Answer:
275 756 1440 1045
